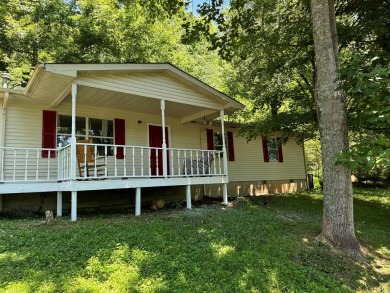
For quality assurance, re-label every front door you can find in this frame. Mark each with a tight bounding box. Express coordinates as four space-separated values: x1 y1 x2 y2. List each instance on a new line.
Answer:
149 125 169 176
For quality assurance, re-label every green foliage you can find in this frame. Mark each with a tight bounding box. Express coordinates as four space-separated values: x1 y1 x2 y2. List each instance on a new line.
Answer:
0 0 74 86
0 188 389 292
305 138 322 178
183 0 317 141
0 0 230 90
184 0 390 172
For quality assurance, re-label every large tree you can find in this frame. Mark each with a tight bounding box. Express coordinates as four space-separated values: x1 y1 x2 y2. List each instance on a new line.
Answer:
310 0 363 259
183 0 374 259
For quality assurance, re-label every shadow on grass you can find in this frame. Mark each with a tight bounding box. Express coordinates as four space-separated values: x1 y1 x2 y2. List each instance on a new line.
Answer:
0 189 388 292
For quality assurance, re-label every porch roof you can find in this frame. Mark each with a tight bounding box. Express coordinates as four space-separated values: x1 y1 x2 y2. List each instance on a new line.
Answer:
22 63 244 123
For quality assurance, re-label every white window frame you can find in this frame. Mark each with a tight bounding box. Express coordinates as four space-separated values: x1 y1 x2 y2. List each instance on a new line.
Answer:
57 115 114 155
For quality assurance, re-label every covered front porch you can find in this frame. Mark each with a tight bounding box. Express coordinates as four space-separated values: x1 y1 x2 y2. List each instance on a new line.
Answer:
0 63 244 220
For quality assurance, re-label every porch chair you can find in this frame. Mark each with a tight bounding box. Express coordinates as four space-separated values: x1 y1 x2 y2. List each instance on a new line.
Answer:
76 139 106 177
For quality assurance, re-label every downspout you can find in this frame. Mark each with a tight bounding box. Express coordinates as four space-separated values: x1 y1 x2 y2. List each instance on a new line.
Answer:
1 73 10 181
302 141 309 189
1 92 8 148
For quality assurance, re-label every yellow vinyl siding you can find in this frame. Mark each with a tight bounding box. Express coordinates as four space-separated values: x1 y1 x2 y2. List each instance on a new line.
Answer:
229 131 306 181
202 127 307 181
4 99 306 183
3 100 207 180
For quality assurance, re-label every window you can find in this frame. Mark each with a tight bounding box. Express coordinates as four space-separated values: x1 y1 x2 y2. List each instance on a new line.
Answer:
213 131 226 152
57 115 114 155
262 137 283 163
267 138 279 161
57 115 86 146
206 129 235 161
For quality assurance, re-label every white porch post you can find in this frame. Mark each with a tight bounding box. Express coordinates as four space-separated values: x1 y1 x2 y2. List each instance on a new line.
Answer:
223 183 228 205
71 83 77 180
161 99 168 178
220 110 228 178
71 191 77 221
186 185 192 209
135 188 141 216
220 110 229 205
56 191 62 217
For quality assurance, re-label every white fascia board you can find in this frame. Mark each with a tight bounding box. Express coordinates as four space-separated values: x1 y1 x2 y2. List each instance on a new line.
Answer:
166 67 245 110
44 63 170 75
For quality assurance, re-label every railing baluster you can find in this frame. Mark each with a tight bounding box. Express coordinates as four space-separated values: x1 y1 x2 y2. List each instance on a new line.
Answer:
0 149 3 181
170 149 174 176
219 152 222 175
213 151 217 175
148 148 151 176
66 147 69 179
57 149 60 181
124 147 127 177
131 147 135 177
104 145 108 177
47 150 51 180
13 149 16 181
24 150 29 180
155 148 159 176
36 150 39 180
114 145 117 177
141 148 144 176
184 150 187 176
83 144 87 178
189 150 193 176
177 149 180 176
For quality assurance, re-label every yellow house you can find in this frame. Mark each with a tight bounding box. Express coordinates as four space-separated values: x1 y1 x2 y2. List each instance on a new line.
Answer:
0 64 307 220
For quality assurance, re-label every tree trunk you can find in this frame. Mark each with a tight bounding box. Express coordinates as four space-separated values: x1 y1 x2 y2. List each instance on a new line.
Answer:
310 0 364 259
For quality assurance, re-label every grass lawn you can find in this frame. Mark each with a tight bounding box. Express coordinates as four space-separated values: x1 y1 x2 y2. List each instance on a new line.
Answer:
0 188 389 292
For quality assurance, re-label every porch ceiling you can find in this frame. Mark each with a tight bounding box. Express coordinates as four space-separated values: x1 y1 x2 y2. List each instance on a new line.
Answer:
60 85 215 120
24 63 244 122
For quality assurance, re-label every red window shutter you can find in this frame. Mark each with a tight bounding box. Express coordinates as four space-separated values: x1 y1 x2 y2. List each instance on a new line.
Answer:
114 118 125 159
277 138 284 163
227 131 235 161
42 110 57 158
207 129 214 150
262 137 269 162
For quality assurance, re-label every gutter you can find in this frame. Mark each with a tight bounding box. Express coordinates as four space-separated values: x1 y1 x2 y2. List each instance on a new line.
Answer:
0 73 11 180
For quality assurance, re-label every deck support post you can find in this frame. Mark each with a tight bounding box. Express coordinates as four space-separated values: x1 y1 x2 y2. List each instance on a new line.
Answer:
56 191 62 217
71 191 77 221
223 183 228 205
0 194 3 212
135 188 141 216
186 185 192 209
160 99 168 178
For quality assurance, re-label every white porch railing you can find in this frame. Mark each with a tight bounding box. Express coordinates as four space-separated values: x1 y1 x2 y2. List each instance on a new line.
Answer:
0 143 226 183
0 147 61 182
74 142 225 179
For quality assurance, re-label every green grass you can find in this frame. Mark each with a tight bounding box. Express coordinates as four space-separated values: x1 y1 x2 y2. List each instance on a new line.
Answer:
0 188 389 292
